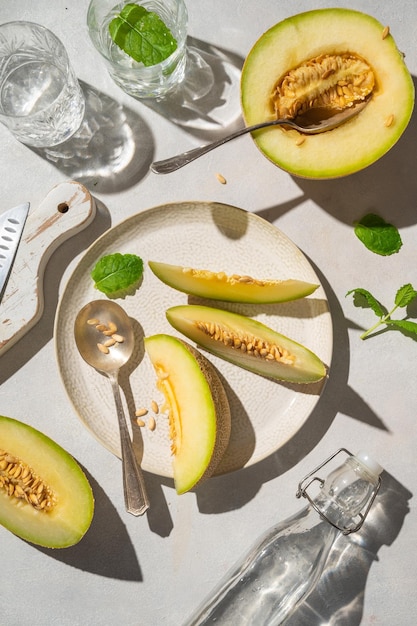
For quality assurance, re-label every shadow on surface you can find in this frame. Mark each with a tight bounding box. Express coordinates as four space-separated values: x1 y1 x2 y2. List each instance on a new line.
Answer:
195 266 387 514
142 37 244 141
32 82 154 194
254 75 417 228
0 199 111 385
285 471 412 625
35 467 142 581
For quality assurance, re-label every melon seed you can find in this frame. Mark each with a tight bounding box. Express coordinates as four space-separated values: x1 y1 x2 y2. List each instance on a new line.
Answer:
195 321 295 365
270 53 375 120
382 25 390 40
0 448 56 512
384 113 394 127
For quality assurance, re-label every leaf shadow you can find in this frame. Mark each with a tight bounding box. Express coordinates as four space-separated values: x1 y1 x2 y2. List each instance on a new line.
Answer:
195 264 388 515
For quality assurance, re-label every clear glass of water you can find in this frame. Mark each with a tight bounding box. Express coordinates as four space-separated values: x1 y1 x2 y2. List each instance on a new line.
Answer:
0 21 85 148
87 0 188 99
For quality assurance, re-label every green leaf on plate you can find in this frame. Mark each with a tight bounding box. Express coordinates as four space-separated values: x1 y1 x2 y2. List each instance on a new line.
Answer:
91 253 144 298
353 213 402 256
109 3 177 66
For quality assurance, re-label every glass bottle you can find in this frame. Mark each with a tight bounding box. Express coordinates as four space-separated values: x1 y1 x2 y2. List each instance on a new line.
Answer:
185 448 382 626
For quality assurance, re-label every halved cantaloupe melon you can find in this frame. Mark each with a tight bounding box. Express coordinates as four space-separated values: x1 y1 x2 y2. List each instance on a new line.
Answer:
241 8 414 178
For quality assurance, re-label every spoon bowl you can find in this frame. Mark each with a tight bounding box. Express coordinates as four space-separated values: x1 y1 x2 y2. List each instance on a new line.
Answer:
74 299 149 516
75 299 134 374
150 100 369 174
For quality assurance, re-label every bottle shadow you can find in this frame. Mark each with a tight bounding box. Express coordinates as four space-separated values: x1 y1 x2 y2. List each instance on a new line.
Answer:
284 470 412 625
31 81 154 194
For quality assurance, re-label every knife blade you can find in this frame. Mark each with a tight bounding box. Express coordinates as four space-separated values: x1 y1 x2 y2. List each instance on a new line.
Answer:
0 202 30 304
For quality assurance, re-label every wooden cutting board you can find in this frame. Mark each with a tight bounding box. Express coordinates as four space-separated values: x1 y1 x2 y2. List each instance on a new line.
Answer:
0 180 96 356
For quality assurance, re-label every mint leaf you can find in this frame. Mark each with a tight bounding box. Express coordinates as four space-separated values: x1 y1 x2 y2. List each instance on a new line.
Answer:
353 213 402 256
91 253 144 297
394 283 417 308
347 283 417 340
385 319 417 335
346 288 386 318
109 3 177 66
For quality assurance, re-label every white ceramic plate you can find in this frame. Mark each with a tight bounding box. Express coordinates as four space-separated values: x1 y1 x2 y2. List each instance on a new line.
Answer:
55 201 332 477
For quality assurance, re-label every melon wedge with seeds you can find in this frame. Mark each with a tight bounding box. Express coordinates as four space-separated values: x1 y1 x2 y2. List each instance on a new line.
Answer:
0 415 94 548
144 334 231 494
166 305 326 384
149 260 319 303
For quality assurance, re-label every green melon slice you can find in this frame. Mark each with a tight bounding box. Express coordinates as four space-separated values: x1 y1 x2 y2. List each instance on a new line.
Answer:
166 305 326 383
149 260 318 303
241 8 414 178
0 415 94 548
144 335 231 494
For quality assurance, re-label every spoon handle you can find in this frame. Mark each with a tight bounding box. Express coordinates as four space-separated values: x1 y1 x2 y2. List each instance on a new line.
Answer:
150 120 287 174
110 375 150 516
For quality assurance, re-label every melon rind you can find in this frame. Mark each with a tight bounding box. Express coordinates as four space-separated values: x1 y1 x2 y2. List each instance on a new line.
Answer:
241 8 415 178
166 305 327 384
144 334 231 494
0 415 94 548
148 260 319 303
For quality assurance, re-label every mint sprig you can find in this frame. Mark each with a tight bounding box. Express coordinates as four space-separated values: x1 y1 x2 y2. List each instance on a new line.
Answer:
353 213 402 256
346 283 417 339
109 3 177 67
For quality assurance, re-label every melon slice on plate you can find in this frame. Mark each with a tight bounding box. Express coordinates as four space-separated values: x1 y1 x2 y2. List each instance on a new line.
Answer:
144 334 231 494
148 260 319 303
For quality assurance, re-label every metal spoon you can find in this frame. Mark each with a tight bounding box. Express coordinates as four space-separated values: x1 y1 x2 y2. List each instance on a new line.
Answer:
74 299 149 516
150 101 369 174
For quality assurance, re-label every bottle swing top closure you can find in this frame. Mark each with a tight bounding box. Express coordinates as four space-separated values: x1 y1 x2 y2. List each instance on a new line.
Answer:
296 447 382 535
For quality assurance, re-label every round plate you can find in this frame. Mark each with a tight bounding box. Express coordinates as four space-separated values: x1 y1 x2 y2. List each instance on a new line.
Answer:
55 201 332 478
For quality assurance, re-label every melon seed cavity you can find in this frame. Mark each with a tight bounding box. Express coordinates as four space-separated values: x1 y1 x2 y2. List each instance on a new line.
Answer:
0 449 56 512
195 321 295 365
270 53 375 120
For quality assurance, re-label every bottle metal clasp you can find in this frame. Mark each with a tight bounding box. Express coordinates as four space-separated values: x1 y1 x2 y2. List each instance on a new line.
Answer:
296 448 382 535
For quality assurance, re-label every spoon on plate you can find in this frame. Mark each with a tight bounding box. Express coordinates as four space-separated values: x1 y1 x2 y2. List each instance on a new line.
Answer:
150 100 369 174
74 300 149 516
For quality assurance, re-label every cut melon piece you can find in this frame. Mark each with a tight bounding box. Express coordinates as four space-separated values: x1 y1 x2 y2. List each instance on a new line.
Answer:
166 305 326 383
144 335 231 494
0 415 94 548
241 8 414 178
149 260 318 303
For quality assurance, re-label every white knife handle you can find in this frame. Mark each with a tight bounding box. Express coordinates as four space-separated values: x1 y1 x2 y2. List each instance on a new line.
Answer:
0 181 96 356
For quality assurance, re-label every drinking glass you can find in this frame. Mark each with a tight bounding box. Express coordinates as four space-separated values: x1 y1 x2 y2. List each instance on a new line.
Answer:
87 0 188 99
0 21 85 147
